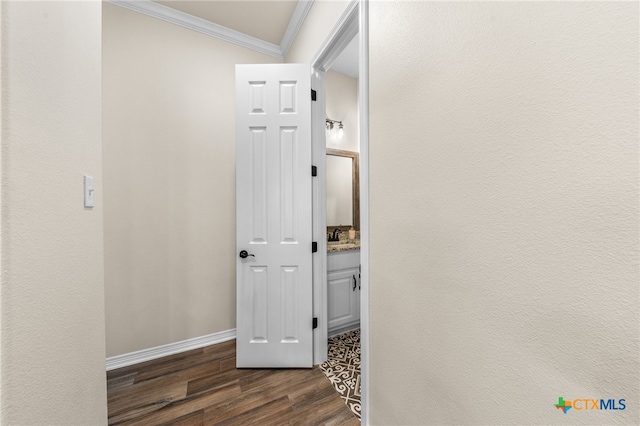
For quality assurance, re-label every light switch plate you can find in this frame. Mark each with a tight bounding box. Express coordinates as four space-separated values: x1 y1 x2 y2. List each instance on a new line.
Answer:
84 175 95 208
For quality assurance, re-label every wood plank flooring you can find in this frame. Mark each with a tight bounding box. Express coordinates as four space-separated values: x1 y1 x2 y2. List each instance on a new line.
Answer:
107 340 359 425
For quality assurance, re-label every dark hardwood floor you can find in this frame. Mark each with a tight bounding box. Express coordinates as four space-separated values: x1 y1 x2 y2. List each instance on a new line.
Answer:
107 340 359 425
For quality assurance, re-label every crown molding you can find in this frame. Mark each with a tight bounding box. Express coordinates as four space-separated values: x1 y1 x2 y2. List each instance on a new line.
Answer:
280 0 314 59
107 0 284 59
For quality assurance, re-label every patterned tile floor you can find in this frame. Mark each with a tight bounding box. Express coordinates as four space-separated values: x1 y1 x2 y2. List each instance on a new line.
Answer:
319 329 361 421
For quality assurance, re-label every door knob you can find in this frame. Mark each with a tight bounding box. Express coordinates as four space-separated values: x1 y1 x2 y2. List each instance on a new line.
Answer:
239 250 255 259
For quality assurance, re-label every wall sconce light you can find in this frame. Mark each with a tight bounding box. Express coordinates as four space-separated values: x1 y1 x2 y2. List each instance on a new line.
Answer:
326 118 344 139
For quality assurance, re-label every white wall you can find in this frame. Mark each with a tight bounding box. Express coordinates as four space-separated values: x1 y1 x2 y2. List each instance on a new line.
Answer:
0 1 107 424
103 3 281 357
326 70 359 152
370 2 638 425
326 69 359 228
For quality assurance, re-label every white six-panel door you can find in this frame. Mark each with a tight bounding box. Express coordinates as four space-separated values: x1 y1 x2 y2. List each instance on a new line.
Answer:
235 64 313 368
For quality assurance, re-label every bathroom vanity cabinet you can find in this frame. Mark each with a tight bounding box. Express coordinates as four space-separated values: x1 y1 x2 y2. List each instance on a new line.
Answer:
327 249 361 336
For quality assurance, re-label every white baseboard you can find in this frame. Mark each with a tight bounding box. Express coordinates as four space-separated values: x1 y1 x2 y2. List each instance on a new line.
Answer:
328 322 360 338
106 329 236 371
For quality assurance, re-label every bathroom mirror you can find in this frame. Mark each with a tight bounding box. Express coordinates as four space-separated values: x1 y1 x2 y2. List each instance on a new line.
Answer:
326 148 359 230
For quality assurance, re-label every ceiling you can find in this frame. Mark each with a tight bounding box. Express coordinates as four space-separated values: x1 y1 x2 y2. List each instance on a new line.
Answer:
329 35 358 78
154 1 298 45
143 0 359 78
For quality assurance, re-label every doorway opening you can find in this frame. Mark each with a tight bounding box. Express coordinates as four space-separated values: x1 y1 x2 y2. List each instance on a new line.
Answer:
310 0 369 423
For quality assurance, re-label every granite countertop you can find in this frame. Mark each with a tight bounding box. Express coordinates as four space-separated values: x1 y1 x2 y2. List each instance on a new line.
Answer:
327 240 361 253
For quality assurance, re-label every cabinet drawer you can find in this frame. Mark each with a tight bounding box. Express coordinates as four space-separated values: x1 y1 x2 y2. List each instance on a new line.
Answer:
327 249 360 272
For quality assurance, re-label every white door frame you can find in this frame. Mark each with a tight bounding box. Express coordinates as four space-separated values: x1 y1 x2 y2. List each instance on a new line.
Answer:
310 0 369 423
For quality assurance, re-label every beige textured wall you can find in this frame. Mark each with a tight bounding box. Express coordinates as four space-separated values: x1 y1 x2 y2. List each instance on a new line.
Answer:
1 1 107 424
370 2 638 425
103 4 281 357
326 70 359 152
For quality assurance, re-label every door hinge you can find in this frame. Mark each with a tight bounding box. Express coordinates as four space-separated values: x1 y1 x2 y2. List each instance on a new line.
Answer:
313 317 318 329
312 241 318 253
311 165 317 177
311 89 317 101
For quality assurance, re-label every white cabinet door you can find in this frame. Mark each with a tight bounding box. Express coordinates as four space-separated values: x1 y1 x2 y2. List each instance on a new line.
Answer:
235 64 313 368
327 250 361 334
327 267 359 331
